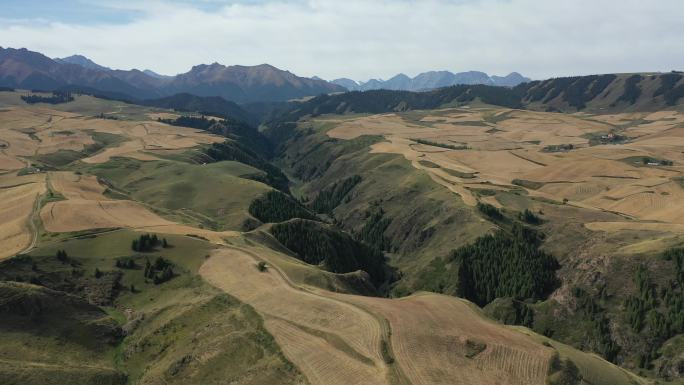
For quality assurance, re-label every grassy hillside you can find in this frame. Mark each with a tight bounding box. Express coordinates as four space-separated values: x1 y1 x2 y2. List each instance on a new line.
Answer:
79 158 271 230
0 229 308 385
0 282 126 385
271 116 493 295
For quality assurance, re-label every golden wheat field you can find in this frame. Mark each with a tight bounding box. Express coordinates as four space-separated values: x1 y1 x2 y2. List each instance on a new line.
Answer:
200 239 643 385
0 172 46 259
0 97 223 172
329 107 684 234
200 245 556 385
41 171 239 243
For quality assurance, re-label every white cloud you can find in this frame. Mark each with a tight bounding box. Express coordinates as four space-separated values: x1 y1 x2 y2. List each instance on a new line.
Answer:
0 0 682 81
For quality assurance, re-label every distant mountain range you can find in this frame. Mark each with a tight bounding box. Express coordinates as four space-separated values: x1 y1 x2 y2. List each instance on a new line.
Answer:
0 47 531 104
0 47 345 103
332 71 530 91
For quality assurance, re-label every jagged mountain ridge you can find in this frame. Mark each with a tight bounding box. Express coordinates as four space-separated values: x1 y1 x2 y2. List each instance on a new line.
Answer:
332 70 530 91
55 54 111 71
0 47 345 103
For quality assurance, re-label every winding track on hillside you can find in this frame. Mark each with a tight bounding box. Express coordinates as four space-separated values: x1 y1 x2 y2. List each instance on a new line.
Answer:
201 246 392 385
18 187 44 255
200 245 553 385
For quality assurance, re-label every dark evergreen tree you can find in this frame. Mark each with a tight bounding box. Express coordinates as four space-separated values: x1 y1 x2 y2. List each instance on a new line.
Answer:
270 219 388 285
476 202 503 220
56 250 68 263
451 224 559 306
249 190 316 223
310 175 362 214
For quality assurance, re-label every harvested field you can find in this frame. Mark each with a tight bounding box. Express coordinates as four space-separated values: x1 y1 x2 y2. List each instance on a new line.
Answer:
341 293 552 385
328 114 432 140
41 199 173 232
585 221 684 233
40 171 239 243
328 107 684 225
201 243 636 385
200 247 388 385
48 171 106 200
0 106 223 168
0 173 46 259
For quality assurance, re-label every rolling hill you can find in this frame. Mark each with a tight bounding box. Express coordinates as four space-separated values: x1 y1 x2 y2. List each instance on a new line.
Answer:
0 72 682 384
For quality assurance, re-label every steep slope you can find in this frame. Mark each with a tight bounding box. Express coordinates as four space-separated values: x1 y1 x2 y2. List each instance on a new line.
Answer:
524 72 684 111
142 92 255 124
0 282 126 385
264 99 684 381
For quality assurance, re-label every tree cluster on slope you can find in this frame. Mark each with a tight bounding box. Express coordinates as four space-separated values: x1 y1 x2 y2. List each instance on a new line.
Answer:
654 73 684 106
310 175 362 214
518 209 542 225
476 202 503 220
570 287 620 362
451 224 560 306
204 140 290 192
270 219 387 284
615 75 643 105
624 253 684 368
143 257 175 285
131 234 168 252
159 114 270 156
21 91 74 105
248 190 316 223
357 204 392 252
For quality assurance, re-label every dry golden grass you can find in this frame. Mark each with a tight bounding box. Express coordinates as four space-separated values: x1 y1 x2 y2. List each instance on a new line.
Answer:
199 239 648 385
146 112 181 121
324 107 684 233
341 293 552 385
200 247 389 385
0 106 223 168
41 199 171 232
199 243 600 385
40 171 239 242
370 137 478 205
0 173 46 259
79 121 223 164
49 171 106 200
328 114 430 140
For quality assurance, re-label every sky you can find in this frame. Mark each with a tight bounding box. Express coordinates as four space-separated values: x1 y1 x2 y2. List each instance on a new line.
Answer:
0 0 682 81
